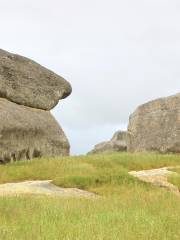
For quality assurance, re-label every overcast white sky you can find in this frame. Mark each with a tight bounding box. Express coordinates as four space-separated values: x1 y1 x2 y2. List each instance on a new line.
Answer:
0 0 179 154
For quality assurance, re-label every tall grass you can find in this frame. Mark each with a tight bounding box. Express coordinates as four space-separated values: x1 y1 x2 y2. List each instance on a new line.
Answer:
168 167 180 189
0 153 179 239
0 188 180 240
0 153 179 195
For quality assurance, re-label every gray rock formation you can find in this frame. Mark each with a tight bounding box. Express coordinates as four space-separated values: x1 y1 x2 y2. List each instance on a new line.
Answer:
0 49 71 162
127 93 180 153
88 131 127 154
0 49 72 110
0 98 70 163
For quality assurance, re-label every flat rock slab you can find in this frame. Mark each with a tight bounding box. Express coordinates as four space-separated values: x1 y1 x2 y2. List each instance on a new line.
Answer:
129 167 180 195
0 180 97 198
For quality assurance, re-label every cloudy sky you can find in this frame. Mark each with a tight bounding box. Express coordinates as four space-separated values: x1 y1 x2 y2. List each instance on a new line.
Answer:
0 0 179 154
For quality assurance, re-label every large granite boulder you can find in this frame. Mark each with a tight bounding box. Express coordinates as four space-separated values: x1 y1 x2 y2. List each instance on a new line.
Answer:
88 131 127 154
0 49 72 163
0 49 72 110
127 93 180 153
0 98 70 163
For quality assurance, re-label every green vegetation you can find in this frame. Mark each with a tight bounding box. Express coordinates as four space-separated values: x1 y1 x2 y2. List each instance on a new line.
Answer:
0 153 179 240
0 153 180 193
168 167 180 189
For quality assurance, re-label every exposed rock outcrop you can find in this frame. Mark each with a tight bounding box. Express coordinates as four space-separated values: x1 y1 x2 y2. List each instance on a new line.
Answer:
127 93 180 153
88 131 127 154
0 49 72 110
0 98 69 163
129 167 180 195
0 49 71 162
0 180 98 198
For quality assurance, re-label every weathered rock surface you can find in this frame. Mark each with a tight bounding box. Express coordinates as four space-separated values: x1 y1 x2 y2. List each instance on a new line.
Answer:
129 167 180 195
0 49 72 110
88 131 127 154
127 93 180 153
0 98 70 163
0 180 97 198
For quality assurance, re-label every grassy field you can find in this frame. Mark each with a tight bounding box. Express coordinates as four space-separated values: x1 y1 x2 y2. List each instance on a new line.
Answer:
168 167 180 189
0 153 180 240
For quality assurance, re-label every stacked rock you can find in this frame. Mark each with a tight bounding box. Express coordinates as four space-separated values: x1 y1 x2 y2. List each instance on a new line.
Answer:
88 131 127 154
0 49 72 163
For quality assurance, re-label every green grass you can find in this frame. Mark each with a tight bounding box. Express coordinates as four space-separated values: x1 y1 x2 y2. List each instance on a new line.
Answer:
168 167 180 189
0 152 179 194
0 153 180 239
